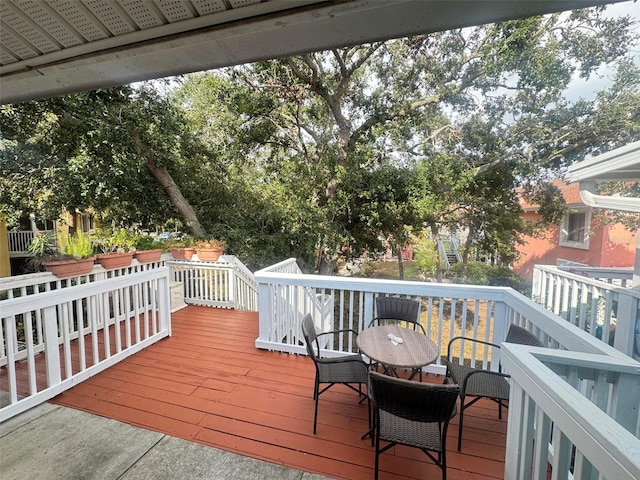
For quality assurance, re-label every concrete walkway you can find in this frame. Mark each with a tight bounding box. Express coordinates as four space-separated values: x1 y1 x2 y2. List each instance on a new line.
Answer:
0 403 332 480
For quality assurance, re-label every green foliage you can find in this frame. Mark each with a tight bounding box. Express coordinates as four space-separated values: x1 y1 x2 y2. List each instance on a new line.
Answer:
63 231 94 259
446 262 530 295
413 239 438 278
92 228 135 254
163 236 195 248
27 232 57 257
2 6 638 274
194 238 226 249
132 234 163 251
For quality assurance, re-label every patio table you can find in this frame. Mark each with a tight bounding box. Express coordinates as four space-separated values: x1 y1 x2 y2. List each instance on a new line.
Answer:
356 324 439 378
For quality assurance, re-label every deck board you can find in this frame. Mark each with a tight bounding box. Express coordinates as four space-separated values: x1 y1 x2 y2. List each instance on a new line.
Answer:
49 305 507 480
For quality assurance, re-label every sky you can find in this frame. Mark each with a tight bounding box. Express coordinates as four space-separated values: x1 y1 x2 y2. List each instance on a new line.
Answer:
565 0 640 101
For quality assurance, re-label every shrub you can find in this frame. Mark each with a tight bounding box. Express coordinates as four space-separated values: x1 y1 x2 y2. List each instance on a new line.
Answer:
413 243 438 278
446 262 530 295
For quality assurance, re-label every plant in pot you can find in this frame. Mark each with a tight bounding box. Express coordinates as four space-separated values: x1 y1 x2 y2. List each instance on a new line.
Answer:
93 228 135 269
132 234 164 263
28 231 96 278
168 236 196 260
194 238 226 262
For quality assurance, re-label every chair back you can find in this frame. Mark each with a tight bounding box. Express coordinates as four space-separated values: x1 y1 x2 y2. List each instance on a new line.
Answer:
369 371 460 423
301 313 319 359
505 324 543 347
373 296 421 327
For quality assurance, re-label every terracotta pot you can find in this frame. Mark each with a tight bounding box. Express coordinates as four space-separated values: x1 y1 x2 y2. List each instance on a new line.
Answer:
134 249 163 263
43 257 96 278
170 247 195 260
195 248 224 261
95 252 134 269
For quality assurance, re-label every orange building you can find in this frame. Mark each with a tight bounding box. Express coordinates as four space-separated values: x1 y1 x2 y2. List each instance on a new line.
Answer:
513 182 637 281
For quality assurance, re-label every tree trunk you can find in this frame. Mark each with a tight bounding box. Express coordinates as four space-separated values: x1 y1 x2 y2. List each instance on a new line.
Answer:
133 133 208 239
396 248 405 280
317 248 336 275
461 229 475 282
145 159 207 239
430 224 443 282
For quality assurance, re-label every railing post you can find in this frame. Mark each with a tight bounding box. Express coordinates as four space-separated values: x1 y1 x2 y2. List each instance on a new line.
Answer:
257 281 272 344
532 266 541 300
229 267 236 309
613 294 638 356
158 272 171 336
42 305 61 387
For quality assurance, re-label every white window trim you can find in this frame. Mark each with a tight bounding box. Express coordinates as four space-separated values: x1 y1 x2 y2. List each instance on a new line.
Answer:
559 208 591 250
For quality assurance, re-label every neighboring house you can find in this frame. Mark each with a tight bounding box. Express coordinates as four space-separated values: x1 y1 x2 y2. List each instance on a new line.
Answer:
1 210 98 277
513 181 637 281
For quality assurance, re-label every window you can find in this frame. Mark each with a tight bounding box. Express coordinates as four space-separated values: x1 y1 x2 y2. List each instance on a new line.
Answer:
80 213 95 233
559 209 590 249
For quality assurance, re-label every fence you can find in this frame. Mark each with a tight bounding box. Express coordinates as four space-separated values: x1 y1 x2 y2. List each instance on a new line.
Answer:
0 268 171 421
532 264 639 358
7 230 57 254
254 259 630 371
168 255 258 311
502 344 639 480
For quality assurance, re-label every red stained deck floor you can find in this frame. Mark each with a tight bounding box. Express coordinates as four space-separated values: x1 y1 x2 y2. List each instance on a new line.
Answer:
51 305 507 480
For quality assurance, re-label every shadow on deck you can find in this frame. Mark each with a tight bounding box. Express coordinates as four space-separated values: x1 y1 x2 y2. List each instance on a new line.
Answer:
49 305 506 480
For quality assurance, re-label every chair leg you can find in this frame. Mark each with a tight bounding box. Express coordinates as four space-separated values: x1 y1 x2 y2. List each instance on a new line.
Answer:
457 395 464 451
313 376 320 434
374 425 381 480
441 441 447 480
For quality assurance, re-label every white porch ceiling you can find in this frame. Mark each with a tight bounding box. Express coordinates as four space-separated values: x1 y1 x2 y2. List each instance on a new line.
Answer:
0 0 617 105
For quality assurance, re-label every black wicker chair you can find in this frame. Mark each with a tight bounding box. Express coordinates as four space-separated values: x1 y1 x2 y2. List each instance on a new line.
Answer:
368 296 425 380
368 296 425 333
445 323 543 450
368 371 460 480
301 313 369 434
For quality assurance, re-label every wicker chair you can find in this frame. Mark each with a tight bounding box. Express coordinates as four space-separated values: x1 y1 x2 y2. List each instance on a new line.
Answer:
368 296 425 333
445 323 543 450
368 371 460 480
368 296 425 380
301 313 369 434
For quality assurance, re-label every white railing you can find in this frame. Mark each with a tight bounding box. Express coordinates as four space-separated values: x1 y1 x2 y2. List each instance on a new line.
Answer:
502 344 640 480
227 255 259 311
0 268 171 421
557 265 634 287
532 265 639 357
0 255 171 301
7 230 57 254
168 255 258 311
255 259 519 374
1 254 257 311
254 259 631 368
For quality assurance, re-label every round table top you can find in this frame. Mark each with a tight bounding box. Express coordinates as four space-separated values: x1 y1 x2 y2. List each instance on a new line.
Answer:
356 325 439 370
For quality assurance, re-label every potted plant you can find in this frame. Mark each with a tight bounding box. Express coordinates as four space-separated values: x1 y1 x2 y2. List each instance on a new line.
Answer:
132 234 164 263
194 238 226 262
93 228 135 269
28 231 96 278
168 236 196 260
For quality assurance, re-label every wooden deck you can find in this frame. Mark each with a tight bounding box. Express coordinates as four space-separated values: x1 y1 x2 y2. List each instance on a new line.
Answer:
51 305 507 480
